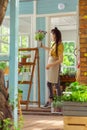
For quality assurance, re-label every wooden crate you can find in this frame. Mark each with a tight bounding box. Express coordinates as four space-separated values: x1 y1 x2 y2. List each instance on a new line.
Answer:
64 116 87 130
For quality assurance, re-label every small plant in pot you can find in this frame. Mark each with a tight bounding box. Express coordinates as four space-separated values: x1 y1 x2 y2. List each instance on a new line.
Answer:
51 95 63 113
21 55 28 63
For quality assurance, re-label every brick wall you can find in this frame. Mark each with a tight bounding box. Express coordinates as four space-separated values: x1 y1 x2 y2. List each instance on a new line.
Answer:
79 0 87 84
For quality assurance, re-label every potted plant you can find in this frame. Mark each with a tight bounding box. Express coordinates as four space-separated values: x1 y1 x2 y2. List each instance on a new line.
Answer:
18 88 23 101
21 55 28 63
35 30 47 47
51 95 63 113
62 81 87 116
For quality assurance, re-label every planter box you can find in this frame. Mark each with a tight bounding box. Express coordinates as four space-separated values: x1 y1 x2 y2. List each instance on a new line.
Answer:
64 116 87 130
63 102 87 116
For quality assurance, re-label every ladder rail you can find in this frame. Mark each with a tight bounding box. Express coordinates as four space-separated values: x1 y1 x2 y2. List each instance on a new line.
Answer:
18 48 40 110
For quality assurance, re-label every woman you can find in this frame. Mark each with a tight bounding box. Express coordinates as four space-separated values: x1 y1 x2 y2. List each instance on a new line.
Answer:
41 27 64 108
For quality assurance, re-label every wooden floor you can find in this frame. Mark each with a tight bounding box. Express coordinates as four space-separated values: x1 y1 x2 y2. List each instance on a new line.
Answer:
22 115 63 130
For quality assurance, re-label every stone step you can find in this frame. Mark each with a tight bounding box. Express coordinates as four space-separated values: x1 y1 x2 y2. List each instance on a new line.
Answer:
21 107 62 116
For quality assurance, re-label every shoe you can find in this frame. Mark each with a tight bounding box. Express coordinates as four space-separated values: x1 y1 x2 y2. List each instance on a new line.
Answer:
42 101 51 108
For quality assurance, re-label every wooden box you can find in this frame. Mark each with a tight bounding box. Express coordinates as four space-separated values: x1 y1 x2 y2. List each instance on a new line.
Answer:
63 102 87 116
64 116 87 130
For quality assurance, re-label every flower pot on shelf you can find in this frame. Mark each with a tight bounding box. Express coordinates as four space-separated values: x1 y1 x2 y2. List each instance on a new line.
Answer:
21 57 26 63
21 55 28 63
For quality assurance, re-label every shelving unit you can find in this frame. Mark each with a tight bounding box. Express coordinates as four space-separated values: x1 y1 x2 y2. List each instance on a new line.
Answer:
18 47 40 110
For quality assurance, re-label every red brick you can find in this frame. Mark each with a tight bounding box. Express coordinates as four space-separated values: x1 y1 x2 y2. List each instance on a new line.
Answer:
80 58 87 62
80 67 87 71
80 44 87 48
80 48 87 52
80 63 87 67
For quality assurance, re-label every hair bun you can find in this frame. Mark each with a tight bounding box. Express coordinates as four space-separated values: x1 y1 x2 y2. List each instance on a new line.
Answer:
55 27 58 30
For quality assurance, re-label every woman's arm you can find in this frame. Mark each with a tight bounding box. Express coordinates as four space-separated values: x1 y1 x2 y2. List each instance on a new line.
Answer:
41 43 50 51
46 54 63 69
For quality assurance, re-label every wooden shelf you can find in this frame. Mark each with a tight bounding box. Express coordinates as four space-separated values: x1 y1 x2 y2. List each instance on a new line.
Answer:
60 75 75 83
18 81 32 84
19 62 35 66
19 47 38 51
18 48 40 110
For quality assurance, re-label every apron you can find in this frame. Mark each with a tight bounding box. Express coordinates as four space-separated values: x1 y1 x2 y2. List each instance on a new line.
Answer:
47 56 59 83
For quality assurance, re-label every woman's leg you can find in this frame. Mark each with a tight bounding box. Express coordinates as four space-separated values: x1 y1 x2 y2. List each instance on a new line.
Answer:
43 82 53 107
56 77 61 96
47 81 53 101
56 65 62 96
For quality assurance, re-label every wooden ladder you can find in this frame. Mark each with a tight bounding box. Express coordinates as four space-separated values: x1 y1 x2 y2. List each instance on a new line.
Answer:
18 47 40 110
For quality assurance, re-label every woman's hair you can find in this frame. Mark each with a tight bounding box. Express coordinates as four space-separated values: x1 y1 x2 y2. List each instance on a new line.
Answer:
51 27 62 56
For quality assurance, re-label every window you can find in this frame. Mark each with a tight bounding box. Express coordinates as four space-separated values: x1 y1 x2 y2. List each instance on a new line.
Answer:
62 41 76 74
0 25 9 55
0 16 32 72
50 15 77 75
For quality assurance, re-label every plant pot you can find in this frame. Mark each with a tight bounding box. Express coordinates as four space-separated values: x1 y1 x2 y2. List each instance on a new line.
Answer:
37 41 42 48
21 57 27 63
51 102 62 113
63 101 87 116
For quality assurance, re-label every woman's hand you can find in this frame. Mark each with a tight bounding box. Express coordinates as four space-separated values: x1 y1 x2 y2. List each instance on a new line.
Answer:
46 64 52 69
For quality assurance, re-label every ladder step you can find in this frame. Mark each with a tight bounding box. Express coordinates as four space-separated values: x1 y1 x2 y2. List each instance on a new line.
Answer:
19 47 38 51
20 100 27 104
19 62 35 65
18 81 32 84
20 100 39 104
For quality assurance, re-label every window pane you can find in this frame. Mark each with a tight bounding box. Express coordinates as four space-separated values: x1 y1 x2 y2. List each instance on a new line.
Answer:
63 67 76 75
1 36 8 43
63 42 75 53
1 26 9 35
63 54 75 66
1 44 9 54
21 36 28 48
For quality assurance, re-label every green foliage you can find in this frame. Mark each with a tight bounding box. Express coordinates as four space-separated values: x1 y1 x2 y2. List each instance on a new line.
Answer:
63 42 74 53
52 95 63 108
62 67 76 75
62 82 87 102
35 30 47 41
0 116 24 130
21 55 28 58
0 118 12 130
62 41 76 74
0 62 7 70
18 88 23 93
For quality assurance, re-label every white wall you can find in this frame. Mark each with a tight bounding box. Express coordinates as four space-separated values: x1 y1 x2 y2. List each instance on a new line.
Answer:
61 30 77 42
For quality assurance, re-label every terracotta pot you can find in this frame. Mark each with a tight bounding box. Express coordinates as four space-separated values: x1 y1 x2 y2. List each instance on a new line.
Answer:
21 57 27 63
